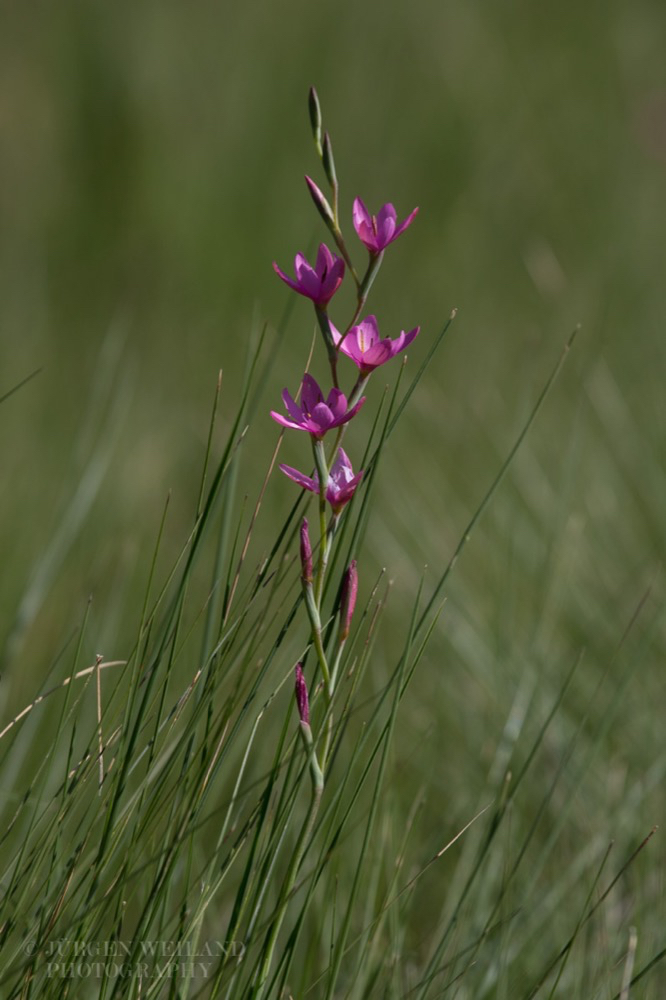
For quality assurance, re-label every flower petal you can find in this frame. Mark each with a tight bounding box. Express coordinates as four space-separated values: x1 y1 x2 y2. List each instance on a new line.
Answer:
279 464 318 492
362 342 394 370
374 204 397 247
322 256 345 298
331 447 353 477
309 401 335 435
356 315 380 349
273 261 301 293
333 470 364 505
301 374 323 414
352 197 371 233
297 266 325 301
270 411 305 431
293 252 313 281
329 321 343 347
393 206 419 240
338 397 366 425
282 388 305 423
315 242 334 276
400 325 420 350
325 388 349 420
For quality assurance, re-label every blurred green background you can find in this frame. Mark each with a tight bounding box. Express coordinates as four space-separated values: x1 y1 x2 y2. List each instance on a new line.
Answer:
1 0 666 979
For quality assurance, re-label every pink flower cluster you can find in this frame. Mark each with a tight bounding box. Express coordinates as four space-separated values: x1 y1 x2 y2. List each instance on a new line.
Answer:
272 174 420 516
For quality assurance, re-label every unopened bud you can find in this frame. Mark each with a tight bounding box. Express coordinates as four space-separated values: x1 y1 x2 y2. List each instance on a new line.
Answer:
322 132 337 191
339 560 358 641
300 517 313 584
308 87 323 156
305 175 335 227
294 663 310 726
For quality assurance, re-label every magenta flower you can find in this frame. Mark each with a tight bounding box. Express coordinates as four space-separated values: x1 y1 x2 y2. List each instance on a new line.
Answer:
273 243 344 307
352 197 418 255
280 448 363 513
331 315 419 375
271 374 365 439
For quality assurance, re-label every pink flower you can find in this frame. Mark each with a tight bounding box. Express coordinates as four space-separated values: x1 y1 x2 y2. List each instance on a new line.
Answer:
271 374 365 439
273 243 344 307
352 198 418 255
280 448 363 513
332 315 419 375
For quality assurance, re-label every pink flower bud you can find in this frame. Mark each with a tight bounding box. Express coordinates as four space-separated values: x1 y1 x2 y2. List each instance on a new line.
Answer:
295 663 310 725
300 518 313 584
339 560 358 641
305 175 335 226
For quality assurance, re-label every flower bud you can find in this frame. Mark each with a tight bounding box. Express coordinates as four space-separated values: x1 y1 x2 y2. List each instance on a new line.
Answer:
339 560 358 641
294 663 310 726
305 175 335 227
322 131 338 191
300 517 313 584
308 87 323 156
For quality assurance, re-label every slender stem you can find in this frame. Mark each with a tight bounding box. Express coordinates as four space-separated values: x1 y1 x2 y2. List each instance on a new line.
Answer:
252 725 323 999
347 373 369 410
325 378 368 466
331 227 360 288
314 308 339 389
303 583 331 694
337 250 385 345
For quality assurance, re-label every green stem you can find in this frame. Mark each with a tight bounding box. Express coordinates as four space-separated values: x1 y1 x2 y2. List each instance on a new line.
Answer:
314 308 339 389
303 583 331 695
347 373 369 409
331 226 360 288
338 251 384 343
252 724 323 999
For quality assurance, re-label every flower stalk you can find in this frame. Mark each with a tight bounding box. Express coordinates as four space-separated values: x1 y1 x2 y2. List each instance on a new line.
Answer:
258 85 422 997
